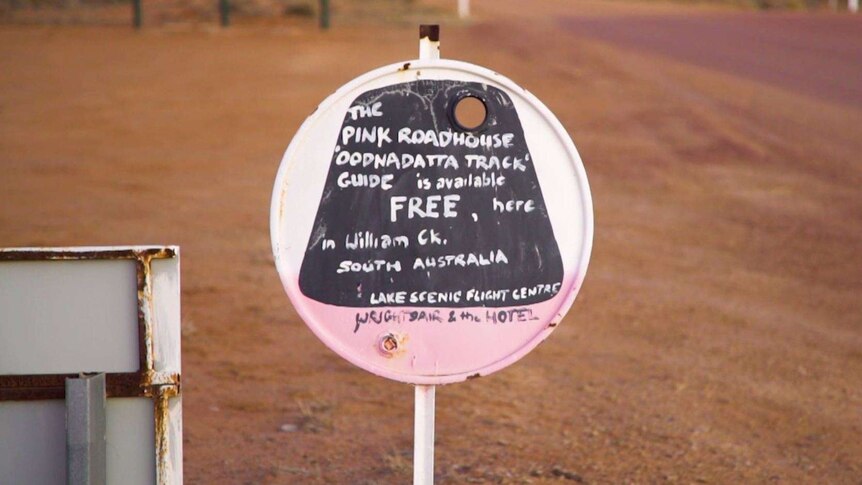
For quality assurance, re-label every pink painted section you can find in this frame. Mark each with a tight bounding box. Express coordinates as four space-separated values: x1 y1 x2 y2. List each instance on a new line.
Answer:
284 272 582 385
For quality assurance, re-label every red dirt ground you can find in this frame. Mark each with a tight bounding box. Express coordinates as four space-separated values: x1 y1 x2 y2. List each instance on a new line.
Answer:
1 0 861 483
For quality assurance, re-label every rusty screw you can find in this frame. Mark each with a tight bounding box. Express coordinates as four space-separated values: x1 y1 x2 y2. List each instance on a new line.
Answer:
379 333 400 355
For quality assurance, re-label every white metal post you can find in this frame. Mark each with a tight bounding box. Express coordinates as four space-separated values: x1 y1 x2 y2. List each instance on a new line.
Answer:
850 0 859 13
458 0 470 19
413 26 439 485
419 25 440 61
413 385 436 485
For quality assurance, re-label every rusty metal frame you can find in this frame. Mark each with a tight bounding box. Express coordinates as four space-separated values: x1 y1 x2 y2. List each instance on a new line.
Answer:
0 246 181 483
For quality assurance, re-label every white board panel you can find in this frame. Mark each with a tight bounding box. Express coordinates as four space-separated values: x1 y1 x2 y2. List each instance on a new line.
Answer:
152 258 181 375
164 395 184 483
0 398 158 485
106 398 156 485
0 400 66 485
0 260 139 375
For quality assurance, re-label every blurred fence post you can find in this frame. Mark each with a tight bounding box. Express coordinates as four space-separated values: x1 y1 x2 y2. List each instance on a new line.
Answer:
132 0 142 29
458 0 469 19
319 0 330 29
850 0 858 13
219 0 230 26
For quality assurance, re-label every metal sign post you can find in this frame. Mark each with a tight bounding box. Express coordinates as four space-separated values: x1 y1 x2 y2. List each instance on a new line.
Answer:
413 384 435 484
414 25 441 485
271 24 592 485
66 373 107 485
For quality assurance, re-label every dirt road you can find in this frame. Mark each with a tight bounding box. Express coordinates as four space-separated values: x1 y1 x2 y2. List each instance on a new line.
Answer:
564 12 862 107
1 0 861 483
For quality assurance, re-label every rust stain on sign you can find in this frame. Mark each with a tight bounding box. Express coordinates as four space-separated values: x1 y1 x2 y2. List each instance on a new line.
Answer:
0 246 176 262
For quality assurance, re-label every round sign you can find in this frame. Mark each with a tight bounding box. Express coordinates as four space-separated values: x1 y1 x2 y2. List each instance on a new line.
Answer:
271 59 592 384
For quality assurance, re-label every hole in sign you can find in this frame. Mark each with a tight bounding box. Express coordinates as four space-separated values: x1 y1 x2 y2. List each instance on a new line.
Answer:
379 333 400 355
451 95 488 132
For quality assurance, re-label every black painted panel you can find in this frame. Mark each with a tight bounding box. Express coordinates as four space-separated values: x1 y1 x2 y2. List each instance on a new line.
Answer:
298 80 563 307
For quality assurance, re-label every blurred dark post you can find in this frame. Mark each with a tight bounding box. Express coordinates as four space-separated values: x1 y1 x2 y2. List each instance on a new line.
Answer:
219 0 230 27
132 0 142 29
319 0 330 29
